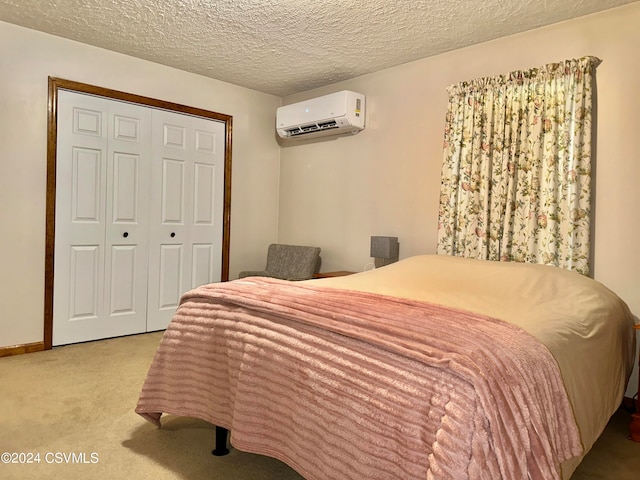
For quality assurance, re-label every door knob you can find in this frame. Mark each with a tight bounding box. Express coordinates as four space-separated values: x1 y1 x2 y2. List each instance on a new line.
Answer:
123 232 129 238
170 232 176 238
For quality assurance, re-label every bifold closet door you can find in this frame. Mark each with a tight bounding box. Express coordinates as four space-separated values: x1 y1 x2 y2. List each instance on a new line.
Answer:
53 90 152 346
146 110 226 331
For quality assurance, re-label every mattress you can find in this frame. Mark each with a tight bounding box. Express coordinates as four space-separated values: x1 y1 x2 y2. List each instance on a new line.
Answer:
309 255 637 476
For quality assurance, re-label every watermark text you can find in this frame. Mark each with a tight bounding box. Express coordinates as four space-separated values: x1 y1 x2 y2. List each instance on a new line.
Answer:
1 452 99 464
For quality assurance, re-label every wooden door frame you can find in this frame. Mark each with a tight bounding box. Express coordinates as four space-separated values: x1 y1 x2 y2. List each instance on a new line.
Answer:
44 77 232 350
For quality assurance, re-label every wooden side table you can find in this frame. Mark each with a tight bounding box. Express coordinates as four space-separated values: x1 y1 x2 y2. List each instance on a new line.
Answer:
313 271 356 279
631 324 640 442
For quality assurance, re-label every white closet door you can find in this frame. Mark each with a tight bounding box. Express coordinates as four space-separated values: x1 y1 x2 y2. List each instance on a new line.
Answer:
54 90 152 346
146 110 225 331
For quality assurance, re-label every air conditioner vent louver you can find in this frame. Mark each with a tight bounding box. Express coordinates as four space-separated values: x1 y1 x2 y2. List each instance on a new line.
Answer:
276 90 365 140
286 120 338 137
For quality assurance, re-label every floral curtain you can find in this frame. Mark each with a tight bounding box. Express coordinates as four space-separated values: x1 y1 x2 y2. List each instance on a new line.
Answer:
436 56 599 275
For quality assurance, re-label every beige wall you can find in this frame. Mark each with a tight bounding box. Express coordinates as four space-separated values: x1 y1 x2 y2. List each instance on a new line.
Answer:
0 21 282 348
279 4 640 394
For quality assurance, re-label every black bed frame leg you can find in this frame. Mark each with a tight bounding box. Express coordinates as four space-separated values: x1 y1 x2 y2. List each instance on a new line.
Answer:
211 426 230 456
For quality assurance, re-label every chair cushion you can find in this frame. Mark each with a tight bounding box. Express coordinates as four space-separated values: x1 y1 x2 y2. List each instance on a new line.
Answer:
238 270 269 279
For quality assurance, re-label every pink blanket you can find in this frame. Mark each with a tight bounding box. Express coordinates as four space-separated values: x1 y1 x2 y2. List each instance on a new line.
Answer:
136 277 582 479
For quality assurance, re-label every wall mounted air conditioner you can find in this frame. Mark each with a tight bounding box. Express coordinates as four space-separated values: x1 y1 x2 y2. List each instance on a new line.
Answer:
276 90 365 140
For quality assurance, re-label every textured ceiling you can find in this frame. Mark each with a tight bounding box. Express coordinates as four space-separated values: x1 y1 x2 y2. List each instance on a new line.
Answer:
0 0 636 97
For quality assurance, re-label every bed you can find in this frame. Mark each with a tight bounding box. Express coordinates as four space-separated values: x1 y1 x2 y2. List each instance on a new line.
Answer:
135 254 636 479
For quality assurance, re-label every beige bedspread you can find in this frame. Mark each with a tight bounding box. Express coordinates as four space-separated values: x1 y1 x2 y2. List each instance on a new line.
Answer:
311 255 637 476
133 255 629 479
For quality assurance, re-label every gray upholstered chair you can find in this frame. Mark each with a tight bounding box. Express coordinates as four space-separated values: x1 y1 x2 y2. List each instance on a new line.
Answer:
238 244 321 281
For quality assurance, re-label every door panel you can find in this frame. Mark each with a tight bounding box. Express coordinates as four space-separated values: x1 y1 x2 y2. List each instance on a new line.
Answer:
161 159 186 223
111 153 139 222
146 110 225 331
163 123 186 149
158 244 184 309
72 148 102 222
73 107 102 136
147 112 189 331
54 91 108 345
69 245 100 319
54 90 151 346
193 163 215 224
192 244 214 287
109 245 137 314
114 114 141 142
103 99 151 340
189 117 225 289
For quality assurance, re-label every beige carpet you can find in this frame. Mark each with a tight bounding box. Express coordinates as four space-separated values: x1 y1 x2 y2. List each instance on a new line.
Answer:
0 331 638 480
